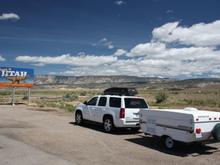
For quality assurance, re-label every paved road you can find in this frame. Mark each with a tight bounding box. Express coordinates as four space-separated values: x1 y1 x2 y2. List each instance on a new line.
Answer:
0 105 220 165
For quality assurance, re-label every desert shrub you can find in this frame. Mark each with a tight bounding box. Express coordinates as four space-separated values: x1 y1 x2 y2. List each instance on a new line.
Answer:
59 101 75 112
65 105 76 112
169 87 183 91
0 91 11 95
80 91 87 96
183 99 219 107
96 91 102 95
63 93 79 101
22 95 28 100
155 92 168 104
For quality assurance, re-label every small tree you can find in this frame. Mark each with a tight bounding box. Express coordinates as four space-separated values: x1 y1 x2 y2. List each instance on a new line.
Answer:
155 92 168 104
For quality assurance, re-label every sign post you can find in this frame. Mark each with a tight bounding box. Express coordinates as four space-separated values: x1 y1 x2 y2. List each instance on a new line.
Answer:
0 67 34 106
28 88 31 105
11 87 15 106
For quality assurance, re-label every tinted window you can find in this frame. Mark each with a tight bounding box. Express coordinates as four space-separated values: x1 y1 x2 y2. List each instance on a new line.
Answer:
87 97 98 106
98 97 107 106
125 98 148 108
110 97 121 108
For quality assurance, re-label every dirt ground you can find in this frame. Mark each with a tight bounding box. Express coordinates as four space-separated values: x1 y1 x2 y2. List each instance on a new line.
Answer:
0 105 220 165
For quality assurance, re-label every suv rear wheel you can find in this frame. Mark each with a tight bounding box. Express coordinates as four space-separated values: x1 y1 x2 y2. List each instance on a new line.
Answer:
103 117 114 133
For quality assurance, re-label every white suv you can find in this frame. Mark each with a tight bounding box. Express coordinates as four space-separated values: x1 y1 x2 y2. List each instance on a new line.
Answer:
74 95 148 133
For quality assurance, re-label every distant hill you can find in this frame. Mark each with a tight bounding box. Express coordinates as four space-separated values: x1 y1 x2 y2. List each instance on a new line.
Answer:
35 75 172 88
34 75 220 88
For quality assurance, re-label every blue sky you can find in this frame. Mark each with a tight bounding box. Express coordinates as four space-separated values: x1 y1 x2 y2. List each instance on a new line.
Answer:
0 0 220 78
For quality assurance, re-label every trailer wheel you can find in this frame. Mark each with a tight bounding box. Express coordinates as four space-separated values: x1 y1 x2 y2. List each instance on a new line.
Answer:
163 136 175 149
212 123 220 141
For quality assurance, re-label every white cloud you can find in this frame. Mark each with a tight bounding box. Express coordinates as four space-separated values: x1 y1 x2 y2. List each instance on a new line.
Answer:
92 38 114 49
107 44 114 49
100 38 107 42
114 1 126 6
32 63 45 67
15 54 117 67
15 20 220 78
15 46 220 78
0 13 20 20
166 10 173 14
99 38 114 49
0 55 6 61
58 59 141 76
152 20 220 47
114 49 127 56
126 40 220 77
127 42 166 57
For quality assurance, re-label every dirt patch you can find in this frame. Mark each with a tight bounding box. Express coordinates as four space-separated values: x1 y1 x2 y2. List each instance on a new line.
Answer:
0 121 33 129
1 105 220 165
27 107 58 112
0 132 22 142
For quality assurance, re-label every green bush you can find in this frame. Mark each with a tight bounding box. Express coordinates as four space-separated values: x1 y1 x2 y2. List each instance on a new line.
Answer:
22 95 28 100
0 91 11 95
65 105 76 112
155 92 168 104
59 101 75 112
80 91 87 96
63 93 79 101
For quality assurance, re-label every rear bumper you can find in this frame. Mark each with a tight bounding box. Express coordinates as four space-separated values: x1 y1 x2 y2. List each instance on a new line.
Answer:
114 119 140 128
193 132 213 142
181 132 218 143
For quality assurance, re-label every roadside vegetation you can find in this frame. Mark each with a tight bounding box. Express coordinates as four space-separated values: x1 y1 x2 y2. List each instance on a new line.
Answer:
0 84 220 112
155 91 168 104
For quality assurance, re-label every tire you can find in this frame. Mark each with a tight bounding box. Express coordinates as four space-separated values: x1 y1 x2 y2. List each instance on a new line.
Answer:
212 123 220 141
75 111 83 125
103 117 114 133
163 136 175 149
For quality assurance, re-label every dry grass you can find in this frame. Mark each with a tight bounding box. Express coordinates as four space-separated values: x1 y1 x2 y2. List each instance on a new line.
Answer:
137 84 220 111
0 84 220 112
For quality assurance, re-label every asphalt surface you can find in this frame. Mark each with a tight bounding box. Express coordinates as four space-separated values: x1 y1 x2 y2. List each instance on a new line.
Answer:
0 105 220 165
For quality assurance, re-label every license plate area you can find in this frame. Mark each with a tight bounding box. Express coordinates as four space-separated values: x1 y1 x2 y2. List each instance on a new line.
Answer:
133 113 139 119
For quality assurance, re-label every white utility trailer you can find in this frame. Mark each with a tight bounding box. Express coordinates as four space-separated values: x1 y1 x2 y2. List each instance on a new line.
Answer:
140 107 220 149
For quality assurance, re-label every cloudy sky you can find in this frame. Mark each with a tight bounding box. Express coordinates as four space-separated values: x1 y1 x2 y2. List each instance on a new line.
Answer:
0 0 220 79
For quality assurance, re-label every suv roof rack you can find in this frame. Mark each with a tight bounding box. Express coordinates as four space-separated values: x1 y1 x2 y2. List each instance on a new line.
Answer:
103 87 138 96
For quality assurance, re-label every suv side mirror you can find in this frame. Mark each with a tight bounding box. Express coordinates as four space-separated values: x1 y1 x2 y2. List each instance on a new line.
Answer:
83 101 88 105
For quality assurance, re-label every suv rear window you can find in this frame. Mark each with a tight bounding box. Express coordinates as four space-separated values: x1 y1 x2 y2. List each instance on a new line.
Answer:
98 97 107 106
125 98 148 108
109 97 121 108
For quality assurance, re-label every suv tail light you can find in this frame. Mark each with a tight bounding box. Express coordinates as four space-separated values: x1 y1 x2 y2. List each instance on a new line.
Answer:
195 128 201 134
119 108 125 118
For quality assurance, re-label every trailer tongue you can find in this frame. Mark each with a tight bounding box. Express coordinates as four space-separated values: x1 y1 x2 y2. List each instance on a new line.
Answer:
140 107 220 149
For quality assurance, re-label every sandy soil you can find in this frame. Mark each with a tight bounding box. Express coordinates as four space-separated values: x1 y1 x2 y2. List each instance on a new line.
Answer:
0 105 220 165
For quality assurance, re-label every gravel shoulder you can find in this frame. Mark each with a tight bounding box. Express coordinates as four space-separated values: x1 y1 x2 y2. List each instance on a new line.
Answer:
0 105 220 165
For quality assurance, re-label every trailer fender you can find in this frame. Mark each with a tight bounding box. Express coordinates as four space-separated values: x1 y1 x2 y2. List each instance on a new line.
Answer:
212 123 220 141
